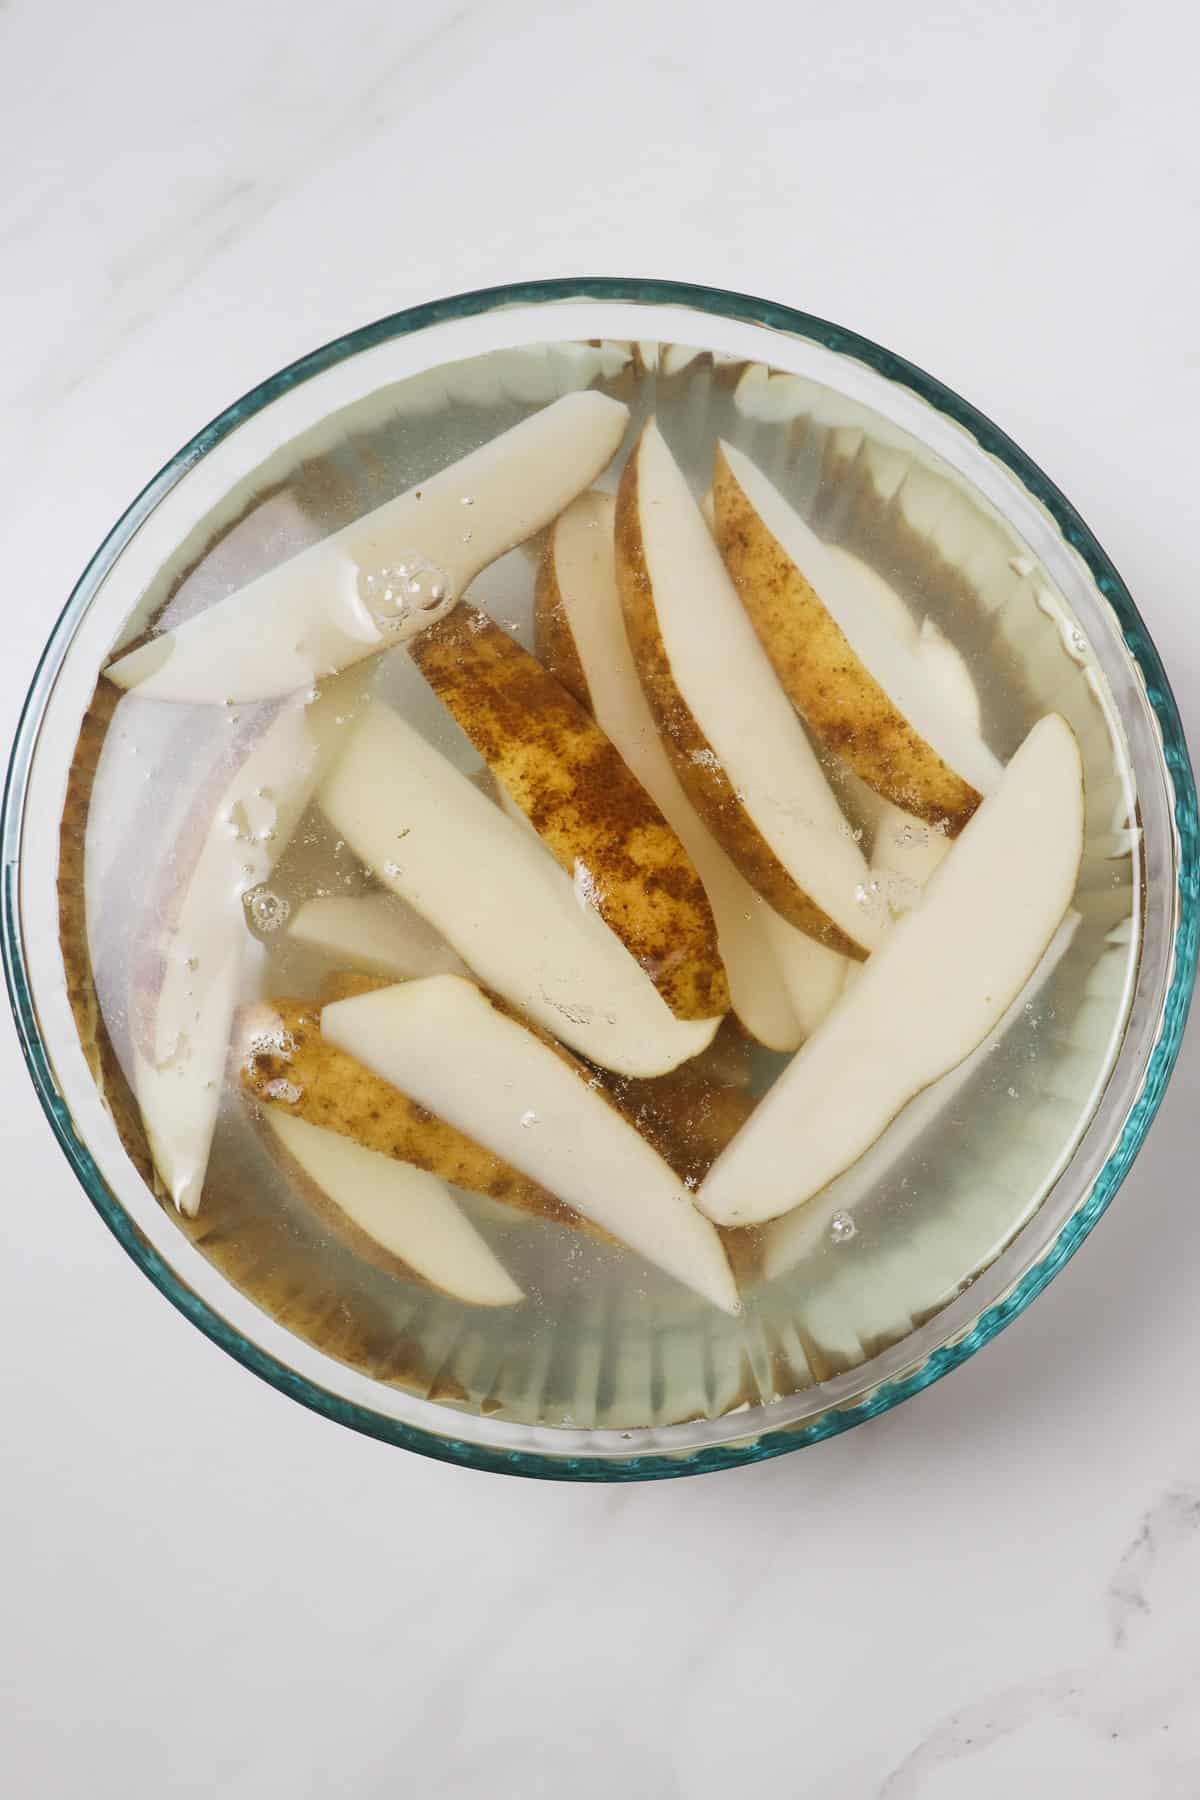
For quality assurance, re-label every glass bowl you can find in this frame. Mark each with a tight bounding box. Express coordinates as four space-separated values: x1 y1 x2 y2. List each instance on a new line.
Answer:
5 279 1196 1481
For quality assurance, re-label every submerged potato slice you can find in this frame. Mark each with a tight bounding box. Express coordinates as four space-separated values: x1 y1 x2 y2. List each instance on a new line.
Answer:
288 892 469 981
699 716 1084 1226
234 997 599 1237
266 1111 524 1306
313 968 753 1186
410 605 728 1021
615 422 878 958
537 491 832 1052
318 699 720 1077
322 975 741 1314
713 443 1002 829
106 393 630 705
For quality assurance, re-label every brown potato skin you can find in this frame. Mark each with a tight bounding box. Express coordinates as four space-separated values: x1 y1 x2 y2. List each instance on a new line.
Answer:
712 447 981 834
235 997 602 1238
614 434 867 960
316 970 750 1188
410 604 730 1019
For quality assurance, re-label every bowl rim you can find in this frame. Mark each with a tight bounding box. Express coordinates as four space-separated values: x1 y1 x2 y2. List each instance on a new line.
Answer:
5 275 1197 1482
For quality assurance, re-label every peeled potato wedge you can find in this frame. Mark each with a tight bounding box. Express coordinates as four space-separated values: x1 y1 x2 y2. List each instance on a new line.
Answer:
409 605 728 1021
713 442 1002 829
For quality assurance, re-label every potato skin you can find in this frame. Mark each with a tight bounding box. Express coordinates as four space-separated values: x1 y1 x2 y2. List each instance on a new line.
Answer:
411 603 730 1019
712 447 981 834
235 997 600 1237
614 438 867 959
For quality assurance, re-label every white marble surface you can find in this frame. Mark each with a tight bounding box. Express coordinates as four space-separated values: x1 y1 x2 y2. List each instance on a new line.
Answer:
4 1 1200 1794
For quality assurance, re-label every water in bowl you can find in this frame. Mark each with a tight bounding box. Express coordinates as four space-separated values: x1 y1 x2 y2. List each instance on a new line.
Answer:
67 339 1140 1429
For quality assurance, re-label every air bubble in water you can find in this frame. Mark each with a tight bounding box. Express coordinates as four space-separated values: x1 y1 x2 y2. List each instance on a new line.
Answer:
245 887 290 932
359 557 451 628
830 1211 857 1244
226 789 278 845
263 1078 303 1105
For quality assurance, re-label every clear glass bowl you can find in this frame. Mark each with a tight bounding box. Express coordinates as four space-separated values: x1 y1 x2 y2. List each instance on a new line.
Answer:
5 279 1196 1481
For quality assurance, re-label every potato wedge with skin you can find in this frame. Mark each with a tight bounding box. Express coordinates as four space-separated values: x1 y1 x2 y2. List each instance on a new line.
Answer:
266 1111 524 1307
105 392 630 705
409 606 728 1021
699 716 1084 1227
615 423 879 959
235 997 598 1237
322 976 741 1314
713 442 1002 830
312 968 754 1186
318 699 719 1077
538 491 827 1051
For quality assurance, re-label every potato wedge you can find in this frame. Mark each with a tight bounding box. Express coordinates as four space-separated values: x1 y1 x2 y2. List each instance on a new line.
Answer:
410 605 728 1021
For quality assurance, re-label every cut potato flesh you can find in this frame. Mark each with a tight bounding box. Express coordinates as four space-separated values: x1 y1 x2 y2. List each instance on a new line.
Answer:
237 996 592 1234
714 442 1003 827
823 545 918 648
322 975 741 1314
106 393 629 704
871 616 985 906
318 700 719 1077
759 912 849 1040
762 913 1080 1282
288 892 469 980
537 491 818 1050
133 674 365 1215
410 604 728 1021
265 1110 524 1306
816 561 987 912
699 716 1084 1226
615 424 880 959
917 617 984 737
